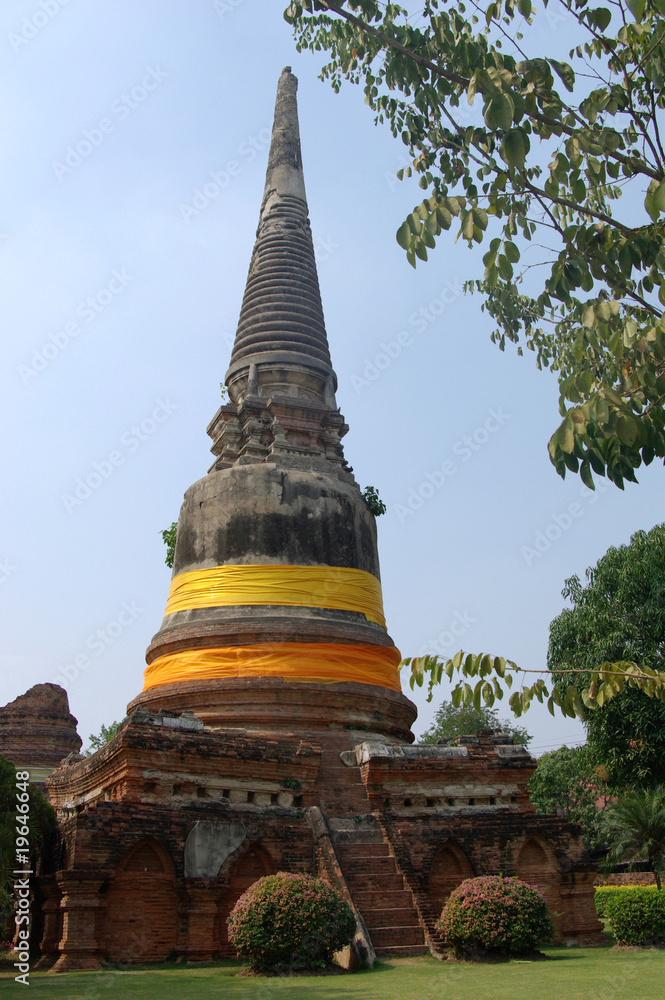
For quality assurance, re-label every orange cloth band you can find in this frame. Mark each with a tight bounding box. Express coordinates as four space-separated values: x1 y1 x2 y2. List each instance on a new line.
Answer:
163 564 386 628
143 642 401 692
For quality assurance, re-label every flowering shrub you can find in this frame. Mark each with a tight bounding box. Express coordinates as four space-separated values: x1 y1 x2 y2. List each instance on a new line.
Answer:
595 886 665 945
227 872 356 971
439 875 554 957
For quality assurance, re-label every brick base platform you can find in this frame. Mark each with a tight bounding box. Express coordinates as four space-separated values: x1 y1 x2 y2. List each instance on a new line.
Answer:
37 713 603 969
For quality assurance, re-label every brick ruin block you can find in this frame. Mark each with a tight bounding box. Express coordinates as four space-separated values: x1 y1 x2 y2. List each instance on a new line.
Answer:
0 683 82 782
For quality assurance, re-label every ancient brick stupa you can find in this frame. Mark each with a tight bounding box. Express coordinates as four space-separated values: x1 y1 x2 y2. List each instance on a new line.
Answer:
38 69 603 971
130 69 413 740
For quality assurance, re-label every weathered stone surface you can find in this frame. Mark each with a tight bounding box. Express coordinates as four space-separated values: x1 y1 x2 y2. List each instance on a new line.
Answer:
130 676 417 740
184 821 247 878
0 684 81 770
226 66 335 396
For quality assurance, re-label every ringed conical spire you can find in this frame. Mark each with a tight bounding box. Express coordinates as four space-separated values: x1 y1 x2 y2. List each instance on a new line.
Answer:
225 67 336 402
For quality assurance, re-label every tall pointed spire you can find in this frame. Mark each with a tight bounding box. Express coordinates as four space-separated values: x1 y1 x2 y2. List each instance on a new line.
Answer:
225 67 336 403
131 69 417 745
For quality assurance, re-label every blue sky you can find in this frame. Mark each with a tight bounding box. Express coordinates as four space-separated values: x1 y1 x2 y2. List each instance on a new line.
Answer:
1 0 662 754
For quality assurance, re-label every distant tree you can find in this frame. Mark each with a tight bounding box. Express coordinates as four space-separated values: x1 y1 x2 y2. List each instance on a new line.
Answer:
0 756 56 937
548 524 665 789
0 757 14 933
420 699 531 745
603 787 665 889
527 745 607 853
86 720 125 756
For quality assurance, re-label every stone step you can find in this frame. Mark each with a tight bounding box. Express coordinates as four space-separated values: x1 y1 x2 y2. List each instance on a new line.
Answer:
336 843 394 863
351 889 413 908
338 855 396 874
358 906 419 927
344 873 406 892
370 925 425 948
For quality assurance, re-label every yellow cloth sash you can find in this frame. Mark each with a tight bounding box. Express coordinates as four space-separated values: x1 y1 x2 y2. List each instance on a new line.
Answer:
163 564 386 628
143 643 401 692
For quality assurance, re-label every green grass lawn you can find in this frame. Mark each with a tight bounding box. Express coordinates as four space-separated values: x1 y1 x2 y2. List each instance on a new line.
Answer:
1 948 663 1000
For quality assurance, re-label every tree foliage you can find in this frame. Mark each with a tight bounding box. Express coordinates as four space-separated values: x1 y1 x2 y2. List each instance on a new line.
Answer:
603 786 665 888
420 698 531 744
161 522 177 569
86 720 125 755
527 745 607 852
0 756 56 936
286 0 665 489
548 523 665 788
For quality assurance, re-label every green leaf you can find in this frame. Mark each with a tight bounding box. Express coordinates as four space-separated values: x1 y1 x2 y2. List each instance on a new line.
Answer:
517 0 532 17
485 93 515 132
505 241 520 263
559 419 575 453
548 59 575 93
594 7 612 30
616 415 638 446
396 221 411 250
500 129 526 170
654 181 665 214
625 0 646 20
579 460 595 491
467 72 477 106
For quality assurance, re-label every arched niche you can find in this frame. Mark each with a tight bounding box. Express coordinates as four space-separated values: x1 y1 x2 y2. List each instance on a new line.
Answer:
100 838 177 964
215 842 277 956
427 840 474 918
515 835 557 881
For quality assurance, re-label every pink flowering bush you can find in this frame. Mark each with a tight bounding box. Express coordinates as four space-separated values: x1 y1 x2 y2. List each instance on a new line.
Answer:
439 875 554 957
227 872 356 971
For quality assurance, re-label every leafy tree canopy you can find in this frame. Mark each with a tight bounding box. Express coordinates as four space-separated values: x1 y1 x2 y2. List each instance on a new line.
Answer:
420 698 531 743
286 0 665 489
548 523 665 788
86 720 125 756
527 745 608 852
